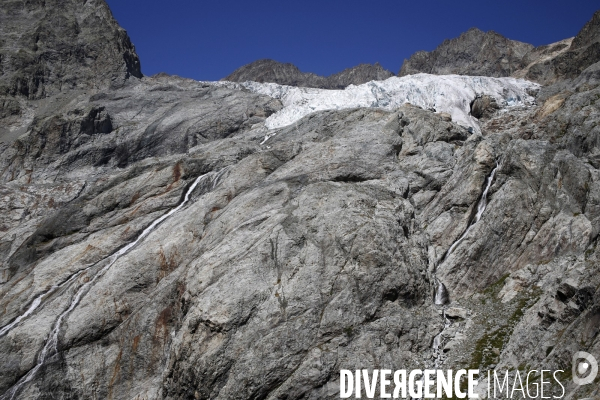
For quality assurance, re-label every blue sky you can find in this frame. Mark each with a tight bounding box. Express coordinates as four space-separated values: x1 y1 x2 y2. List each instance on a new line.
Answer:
105 0 599 81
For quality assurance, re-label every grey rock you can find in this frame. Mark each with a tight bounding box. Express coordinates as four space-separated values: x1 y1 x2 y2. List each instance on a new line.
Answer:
0 75 282 177
222 59 394 89
399 28 533 78
0 98 20 119
222 59 328 87
445 307 468 319
438 112 452 122
398 10 600 86
470 94 500 119
571 9 600 50
511 38 574 83
0 0 142 100
325 62 396 89
1 3 600 400
0 103 440 399
520 11 600 84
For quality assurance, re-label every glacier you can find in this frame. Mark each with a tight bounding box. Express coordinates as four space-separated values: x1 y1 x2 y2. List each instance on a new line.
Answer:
217 73 539 133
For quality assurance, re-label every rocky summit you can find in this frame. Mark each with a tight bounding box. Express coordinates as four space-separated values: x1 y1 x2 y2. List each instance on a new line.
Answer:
398 28 534 78
400 12 600 86
0 2 600 400
222 59 394 89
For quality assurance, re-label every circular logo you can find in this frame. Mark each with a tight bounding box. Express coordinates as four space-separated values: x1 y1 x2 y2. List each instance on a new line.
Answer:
572 351 598 385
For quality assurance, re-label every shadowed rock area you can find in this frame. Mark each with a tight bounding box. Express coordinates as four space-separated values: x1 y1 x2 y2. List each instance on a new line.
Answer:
222 59 394 89
0 2 599 399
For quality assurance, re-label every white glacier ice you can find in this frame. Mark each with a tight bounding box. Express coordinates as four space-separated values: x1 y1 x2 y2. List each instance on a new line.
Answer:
217 73 539 134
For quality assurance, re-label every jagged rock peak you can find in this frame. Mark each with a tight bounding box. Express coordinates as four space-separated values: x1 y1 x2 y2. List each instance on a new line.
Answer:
399 27 534 78
0 0 142 99
222 59 326 87
571 9 600 50
222 58 394 89
518 9 600 84
326 62 394 89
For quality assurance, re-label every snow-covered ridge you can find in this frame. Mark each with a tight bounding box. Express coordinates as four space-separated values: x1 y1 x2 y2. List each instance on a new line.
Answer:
215 73 539 133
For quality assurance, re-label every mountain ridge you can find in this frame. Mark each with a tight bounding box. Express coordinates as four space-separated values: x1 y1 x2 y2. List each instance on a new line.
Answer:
222 58 394 89
399 27 534 78
223 10 599 88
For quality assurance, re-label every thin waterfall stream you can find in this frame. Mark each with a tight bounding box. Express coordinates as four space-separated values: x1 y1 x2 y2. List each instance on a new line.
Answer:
445 163 499 259
0 270 85 337
433 162 499 305
0 170 220 400
412 163 500 399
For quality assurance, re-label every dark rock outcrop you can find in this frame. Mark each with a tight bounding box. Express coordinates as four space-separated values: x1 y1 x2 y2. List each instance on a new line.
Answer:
469 94 499 119
222 59 327 87
510 38 574 82
222 59 393 88
571 9 600 51
319 62 395 89
0 0 142 99
399 28 533 78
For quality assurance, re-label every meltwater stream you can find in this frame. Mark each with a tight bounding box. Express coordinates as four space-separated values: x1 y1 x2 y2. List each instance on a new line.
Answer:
411 164 500 399
433 162 499 305
445 163 499 259
0 271 83 337
0 171 217 400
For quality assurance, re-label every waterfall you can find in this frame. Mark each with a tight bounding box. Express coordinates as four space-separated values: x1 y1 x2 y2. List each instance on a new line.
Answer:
431 163 499 306
434 280 450 306
415 162 500 396
0 270 84 338
0 171 216 400
446 163 499 258
432 310 451 366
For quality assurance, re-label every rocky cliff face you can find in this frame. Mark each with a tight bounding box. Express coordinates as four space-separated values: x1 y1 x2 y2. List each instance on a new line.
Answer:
222 59 394 89
1 2 600 399
0 0 142 100
398 28 534 78
324 62 395 89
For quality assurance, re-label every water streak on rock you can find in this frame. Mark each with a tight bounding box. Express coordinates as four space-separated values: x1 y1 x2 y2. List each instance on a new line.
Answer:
0 172 212 400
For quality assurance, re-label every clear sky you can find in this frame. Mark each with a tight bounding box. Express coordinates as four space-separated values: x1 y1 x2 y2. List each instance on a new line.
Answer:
104 0 599 81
